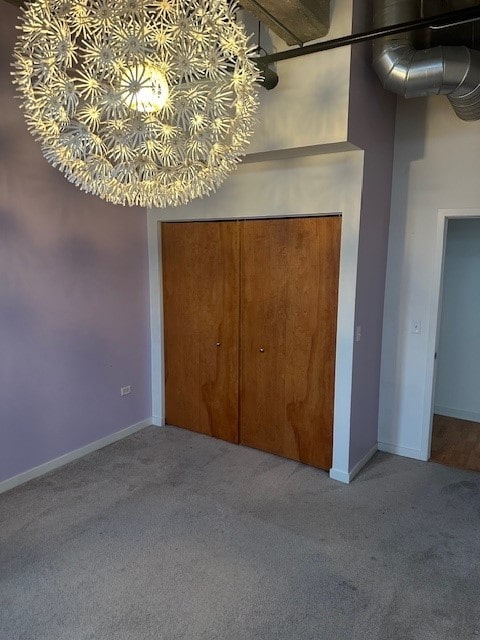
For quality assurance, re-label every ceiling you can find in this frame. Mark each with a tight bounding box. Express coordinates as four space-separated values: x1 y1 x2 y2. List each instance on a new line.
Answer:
422 0 480 50
239 0 330 46
4 0 480 51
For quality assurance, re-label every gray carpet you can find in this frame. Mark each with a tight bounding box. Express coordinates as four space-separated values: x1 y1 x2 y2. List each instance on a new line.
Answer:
1 426 480 640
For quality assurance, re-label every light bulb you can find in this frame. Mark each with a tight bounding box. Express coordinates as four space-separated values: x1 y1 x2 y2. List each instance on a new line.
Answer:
120 64 169 113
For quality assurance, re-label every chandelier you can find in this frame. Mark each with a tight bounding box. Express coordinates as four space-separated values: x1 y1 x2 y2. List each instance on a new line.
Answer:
12 0 260 208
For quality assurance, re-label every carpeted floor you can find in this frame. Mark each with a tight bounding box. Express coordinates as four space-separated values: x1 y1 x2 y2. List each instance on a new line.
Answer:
1 426 480 640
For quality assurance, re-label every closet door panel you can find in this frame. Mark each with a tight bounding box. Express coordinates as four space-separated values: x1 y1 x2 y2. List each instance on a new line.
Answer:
161 221 239 443
240 219 288 455
240 216 341 469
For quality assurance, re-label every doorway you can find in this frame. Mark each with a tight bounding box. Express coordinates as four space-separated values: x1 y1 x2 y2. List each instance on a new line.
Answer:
430 217 480 471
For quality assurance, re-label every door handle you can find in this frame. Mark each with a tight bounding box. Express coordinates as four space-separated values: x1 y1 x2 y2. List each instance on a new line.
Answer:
259 347 265 353
216 342 221 347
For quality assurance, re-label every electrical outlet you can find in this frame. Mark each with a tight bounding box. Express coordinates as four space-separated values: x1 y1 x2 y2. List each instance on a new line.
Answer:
411 321 422 335
120 386 131 396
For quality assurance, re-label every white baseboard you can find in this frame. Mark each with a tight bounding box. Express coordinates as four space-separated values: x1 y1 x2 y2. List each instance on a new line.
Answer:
329 468 350 483
330 443 378 484
152 415 166 427
434 406 480 424
377 441 426 461
0 418 153 496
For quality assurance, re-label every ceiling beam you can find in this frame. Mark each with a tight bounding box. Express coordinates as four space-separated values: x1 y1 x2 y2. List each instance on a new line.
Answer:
240 0 330 45
257 5 480 65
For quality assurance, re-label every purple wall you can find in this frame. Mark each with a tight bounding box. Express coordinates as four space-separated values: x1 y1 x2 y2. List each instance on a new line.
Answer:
347 1 397 469
0 5 151 483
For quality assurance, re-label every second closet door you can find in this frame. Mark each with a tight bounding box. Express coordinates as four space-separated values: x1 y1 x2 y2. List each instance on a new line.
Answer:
162 221 240 443
240 216 341 470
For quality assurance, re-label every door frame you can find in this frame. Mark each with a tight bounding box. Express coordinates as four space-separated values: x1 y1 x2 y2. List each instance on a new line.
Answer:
147 150 366 482
420 208 480 460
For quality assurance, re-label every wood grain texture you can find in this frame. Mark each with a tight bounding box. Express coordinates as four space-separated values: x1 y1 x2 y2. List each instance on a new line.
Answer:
431 414 480 472
161 221 240 443
239 216 341 470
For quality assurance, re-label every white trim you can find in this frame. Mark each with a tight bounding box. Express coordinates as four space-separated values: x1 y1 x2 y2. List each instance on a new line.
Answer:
434 406 480 424
148 151 366 483
378 441 425 461
0 418 152 496
152 415 166 427
329 468 350 483
420 209 480 461
148 213 165 425
329 443 378 483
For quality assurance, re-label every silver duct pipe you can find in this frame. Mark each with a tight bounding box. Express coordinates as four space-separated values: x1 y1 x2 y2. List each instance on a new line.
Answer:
373 0 480 120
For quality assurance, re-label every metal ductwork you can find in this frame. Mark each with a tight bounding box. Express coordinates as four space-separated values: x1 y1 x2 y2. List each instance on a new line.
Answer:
373 0 480 120
240 0 331 46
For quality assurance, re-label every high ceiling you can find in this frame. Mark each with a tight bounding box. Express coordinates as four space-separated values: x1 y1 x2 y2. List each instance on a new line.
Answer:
239 0 330 45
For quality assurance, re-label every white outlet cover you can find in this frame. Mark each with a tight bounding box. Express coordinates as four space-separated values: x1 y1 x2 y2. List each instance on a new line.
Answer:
411 321 422 335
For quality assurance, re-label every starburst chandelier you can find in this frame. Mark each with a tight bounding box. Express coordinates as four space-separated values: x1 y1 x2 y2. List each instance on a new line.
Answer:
12 0 260 208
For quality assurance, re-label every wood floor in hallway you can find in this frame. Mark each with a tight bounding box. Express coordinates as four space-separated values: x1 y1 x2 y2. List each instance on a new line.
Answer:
431 414 480 472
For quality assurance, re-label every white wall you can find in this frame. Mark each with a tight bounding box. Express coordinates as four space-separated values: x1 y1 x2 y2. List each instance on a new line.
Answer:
379 95 480 459
242 0 354 155
434 218 480 423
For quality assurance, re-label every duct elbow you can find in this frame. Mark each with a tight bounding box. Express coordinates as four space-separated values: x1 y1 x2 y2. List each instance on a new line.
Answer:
448 48 480 120
373 0 480 120
373 44 416 96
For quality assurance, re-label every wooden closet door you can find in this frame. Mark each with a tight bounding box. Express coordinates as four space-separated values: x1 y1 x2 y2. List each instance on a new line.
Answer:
240 216 341 469
161 221 239 443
